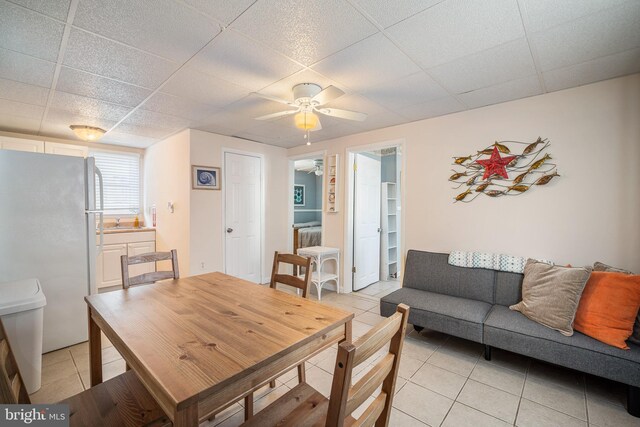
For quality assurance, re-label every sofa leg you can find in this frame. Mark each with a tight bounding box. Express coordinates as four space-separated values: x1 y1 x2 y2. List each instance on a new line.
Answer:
484 345 492 361
413 325 424 333
629 385 640 417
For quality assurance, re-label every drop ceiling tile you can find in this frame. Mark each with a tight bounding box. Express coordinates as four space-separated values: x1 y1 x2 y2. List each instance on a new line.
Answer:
0 98 44 119
6 0 71 21
74 0 220 63
429 38 536 94
181 0 256 26
100 131 159 148
351 0 443 28
532 1 640 71
520 0 630 33
312 33 421 92
63 28 178 88
458 75 542 109
51 91 132 122
349 111 407 132
141 92 220 121
45 108 116 130
360 71 449 110
194 110 261 133
0 1 64 61
190 30 302 92
0 115 41 133
114 122 173 139
56 67 152 107
397 96 465 121
0 78 49 105
162 65 249 107
122 109 192 132
0 48 55 87
231 0 378 66
543 47 640 92
387 0 524 68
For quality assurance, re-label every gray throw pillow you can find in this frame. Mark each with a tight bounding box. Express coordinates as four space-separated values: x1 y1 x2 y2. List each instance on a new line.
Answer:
593 261 639 345
510 259 592 336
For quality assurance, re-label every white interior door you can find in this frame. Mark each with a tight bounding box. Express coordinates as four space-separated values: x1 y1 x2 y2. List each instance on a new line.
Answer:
353 153 381 290
225 152 262 283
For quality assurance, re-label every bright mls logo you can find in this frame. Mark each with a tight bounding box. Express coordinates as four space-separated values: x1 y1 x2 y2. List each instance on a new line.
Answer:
1 405 68 426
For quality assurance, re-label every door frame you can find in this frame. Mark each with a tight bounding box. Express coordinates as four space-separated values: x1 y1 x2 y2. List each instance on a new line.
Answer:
221 148 265 283
344 139 405 294
287 150 327 253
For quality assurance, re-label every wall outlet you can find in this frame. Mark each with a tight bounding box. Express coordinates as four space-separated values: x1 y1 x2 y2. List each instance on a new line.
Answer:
200 262 205 269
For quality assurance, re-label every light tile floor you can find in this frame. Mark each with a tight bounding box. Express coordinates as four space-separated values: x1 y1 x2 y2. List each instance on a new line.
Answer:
31 285 639 427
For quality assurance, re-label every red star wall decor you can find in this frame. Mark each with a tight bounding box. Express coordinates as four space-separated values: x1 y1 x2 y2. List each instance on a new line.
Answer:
449 138 559 203
476 146 516 180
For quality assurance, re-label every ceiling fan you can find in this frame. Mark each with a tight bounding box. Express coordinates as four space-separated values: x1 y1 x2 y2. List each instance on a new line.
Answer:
253 83 367 131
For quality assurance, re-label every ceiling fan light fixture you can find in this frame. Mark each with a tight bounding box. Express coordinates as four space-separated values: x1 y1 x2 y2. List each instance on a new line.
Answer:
295 111 319 131
70 125 106 142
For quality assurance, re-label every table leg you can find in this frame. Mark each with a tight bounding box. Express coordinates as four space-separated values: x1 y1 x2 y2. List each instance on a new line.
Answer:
88 308 102 386
174 403 198 427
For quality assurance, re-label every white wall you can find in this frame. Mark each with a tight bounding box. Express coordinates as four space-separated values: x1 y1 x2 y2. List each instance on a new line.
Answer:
189 129 289 281
143 130 191 275
289 74 640 282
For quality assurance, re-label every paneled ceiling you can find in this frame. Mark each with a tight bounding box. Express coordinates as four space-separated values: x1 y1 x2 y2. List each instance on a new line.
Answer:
1 0 639 149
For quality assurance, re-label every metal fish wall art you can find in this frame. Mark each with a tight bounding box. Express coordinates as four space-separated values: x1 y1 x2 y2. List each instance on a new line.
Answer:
450 137 559 203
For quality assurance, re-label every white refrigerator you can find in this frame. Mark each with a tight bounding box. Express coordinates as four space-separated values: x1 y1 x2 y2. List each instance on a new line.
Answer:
0 150 104 352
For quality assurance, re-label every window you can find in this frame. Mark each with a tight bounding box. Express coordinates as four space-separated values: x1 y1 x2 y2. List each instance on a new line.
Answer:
90 150 141 215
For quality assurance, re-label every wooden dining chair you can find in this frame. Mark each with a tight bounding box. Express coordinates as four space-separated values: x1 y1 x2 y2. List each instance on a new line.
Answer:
121 249 179 289
242 251 313 420
242 303 410 427
0 320 171 426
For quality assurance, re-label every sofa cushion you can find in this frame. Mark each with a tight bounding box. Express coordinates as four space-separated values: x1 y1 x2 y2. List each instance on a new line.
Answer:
380 288 492 343
403 250 495 304
484 305 640 387
495 271 523 306
510 260 591 336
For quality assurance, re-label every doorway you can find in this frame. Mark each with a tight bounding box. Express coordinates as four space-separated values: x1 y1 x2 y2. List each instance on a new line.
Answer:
348 144 403 295
224 151 262 283
289 153 325 256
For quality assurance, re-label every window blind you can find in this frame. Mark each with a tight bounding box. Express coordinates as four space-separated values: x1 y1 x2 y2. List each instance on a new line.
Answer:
90 150 141 215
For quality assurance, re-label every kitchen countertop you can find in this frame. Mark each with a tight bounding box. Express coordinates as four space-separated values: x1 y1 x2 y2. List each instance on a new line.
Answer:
101 227 155 234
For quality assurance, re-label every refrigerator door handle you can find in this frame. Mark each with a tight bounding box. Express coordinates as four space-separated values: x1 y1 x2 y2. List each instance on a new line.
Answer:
95 167 104 254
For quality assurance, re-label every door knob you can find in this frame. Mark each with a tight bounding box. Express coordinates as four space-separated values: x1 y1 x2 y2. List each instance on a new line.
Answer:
226 228 233 233
377 227 381 232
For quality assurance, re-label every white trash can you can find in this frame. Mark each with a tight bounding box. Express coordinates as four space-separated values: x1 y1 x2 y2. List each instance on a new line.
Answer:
0 278 47 394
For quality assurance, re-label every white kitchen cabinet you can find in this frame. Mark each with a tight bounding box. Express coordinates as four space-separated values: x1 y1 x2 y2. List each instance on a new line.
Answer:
44 141 88 158
96 243 127 289
96 231 156 290
0 136 44 153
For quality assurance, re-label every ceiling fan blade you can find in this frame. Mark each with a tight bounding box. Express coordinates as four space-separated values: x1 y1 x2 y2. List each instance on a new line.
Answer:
316 107 367 121
312 85 345 106
255 110 298 121
252 92 296 106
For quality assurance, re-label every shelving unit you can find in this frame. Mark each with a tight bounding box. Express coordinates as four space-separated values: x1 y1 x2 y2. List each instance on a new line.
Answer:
380 182 398 279
326 154 339 213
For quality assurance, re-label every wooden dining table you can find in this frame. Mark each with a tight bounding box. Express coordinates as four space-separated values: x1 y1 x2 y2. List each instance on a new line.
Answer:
85 272 353 427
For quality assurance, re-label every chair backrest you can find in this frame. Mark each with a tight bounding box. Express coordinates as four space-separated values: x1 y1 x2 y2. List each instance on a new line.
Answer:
0 321 30 404
326 304 410 427
121 249 179 289
270 251 312 298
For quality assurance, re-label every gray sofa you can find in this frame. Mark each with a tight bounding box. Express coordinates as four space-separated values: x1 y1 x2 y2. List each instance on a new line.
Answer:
380 250 640 417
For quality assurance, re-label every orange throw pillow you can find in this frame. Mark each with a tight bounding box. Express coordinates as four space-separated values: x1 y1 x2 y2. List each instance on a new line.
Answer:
574 272 640 349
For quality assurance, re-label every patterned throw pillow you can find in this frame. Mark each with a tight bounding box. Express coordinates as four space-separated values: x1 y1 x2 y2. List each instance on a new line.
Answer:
510 259 592 336
593 262 639 345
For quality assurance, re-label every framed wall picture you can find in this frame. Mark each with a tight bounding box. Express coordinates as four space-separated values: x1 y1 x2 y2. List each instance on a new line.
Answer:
192 165 221 190
294 184 305 206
